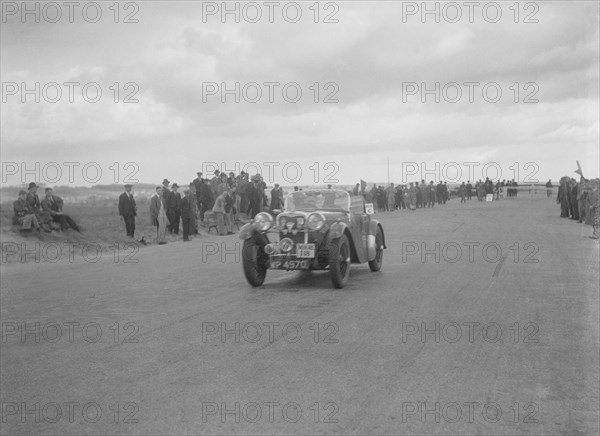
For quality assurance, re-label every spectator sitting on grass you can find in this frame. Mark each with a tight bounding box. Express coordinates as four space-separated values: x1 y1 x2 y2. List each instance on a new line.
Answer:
13 190 42 232
26 182 53 232
41 188 80 232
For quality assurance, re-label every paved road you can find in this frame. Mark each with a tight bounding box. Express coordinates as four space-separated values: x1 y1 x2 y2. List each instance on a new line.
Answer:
1 196 598 435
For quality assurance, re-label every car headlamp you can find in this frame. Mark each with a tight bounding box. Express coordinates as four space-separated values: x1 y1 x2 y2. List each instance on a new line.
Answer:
254 212 273 232
279 238 294 253
307 213 325 231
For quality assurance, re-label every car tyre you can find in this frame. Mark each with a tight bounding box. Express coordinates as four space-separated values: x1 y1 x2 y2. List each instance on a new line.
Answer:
368 226 384 272
329 234 350 288
242 236 268 287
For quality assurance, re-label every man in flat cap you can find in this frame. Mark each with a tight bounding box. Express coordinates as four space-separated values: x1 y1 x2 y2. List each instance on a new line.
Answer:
118 184 137 237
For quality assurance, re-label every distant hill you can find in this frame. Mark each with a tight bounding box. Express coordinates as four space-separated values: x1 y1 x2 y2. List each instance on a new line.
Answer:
0 183 158 205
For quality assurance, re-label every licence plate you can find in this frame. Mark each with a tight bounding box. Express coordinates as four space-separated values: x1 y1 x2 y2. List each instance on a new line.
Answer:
296 243 315 258
270 259 310 270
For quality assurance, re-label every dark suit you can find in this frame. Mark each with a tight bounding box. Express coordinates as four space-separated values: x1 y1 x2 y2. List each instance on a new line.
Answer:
26 191 51 226
167 191 182 234
118 192 137 237
558 180 570 217
246 183 261 218
180 196 193 240
270 188 282 210
193 178 203 212
41 195 79 231
199 182 214 221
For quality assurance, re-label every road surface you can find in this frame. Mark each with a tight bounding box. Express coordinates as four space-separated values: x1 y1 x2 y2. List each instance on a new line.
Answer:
1 195 598 435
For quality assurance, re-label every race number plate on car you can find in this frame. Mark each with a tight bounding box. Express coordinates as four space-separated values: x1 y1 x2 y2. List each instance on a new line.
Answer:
296 244 316 258
270 259 310 270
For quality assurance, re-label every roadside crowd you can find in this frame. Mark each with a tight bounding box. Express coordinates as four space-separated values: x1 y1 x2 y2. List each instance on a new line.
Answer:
354 178 521 211
12 170 599 243
555 175 600 239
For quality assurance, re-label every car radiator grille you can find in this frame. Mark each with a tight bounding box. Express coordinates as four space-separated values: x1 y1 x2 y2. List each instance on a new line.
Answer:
280 232 306 245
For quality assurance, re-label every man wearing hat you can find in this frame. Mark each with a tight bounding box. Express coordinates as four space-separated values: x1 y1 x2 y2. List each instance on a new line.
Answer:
180 189 193 241
210 170 221 197
167 183 182 234
188 182 199 234
161 178 171 202
26 182 53 230
193 172 203 208
118 184 137 237
41 188 80 232
13 190 41 231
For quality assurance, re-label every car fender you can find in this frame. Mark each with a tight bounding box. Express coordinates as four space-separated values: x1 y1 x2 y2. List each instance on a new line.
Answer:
326 222 361 263
367 221 386 261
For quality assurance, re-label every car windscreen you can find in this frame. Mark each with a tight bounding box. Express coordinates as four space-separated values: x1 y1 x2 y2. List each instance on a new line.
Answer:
284 190 349 212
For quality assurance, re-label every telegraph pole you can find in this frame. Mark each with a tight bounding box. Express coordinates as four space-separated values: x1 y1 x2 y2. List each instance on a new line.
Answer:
387 158 390 184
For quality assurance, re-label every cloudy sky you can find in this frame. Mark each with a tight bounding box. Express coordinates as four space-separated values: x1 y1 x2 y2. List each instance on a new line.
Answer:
1 1 599 187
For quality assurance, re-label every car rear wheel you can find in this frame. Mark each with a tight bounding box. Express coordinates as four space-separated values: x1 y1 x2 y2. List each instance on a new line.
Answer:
242 237 268 287
329 234 350 288
368 227 384 272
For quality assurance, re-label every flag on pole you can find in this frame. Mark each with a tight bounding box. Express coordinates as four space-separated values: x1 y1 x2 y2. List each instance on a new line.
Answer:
360 179 367 193
575 160 583 177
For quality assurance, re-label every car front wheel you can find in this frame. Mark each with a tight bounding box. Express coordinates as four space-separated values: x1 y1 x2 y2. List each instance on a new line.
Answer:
329 234 350 288
368 226 384 272
242 236 268 287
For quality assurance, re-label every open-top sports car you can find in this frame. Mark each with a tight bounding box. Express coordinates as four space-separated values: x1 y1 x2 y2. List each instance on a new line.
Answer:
239 189 386 288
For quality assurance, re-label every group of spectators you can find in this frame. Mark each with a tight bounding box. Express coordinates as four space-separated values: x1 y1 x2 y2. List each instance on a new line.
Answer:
12 182 80 233
15 170 598 243
118 170 287 244
353 181 451 211
352 178 521 210
555 175 600 239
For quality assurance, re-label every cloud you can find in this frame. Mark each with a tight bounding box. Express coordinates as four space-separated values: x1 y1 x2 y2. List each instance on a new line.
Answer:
1 1 598 185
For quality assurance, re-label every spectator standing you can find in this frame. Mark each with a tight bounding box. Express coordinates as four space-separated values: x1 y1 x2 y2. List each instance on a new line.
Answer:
167 184 182 234
188 182 199 234
180 189 193 242
118 184 137 237
150 186 168 244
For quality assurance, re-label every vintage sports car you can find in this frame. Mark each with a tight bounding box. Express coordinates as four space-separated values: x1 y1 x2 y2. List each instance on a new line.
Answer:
239 189 386 288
